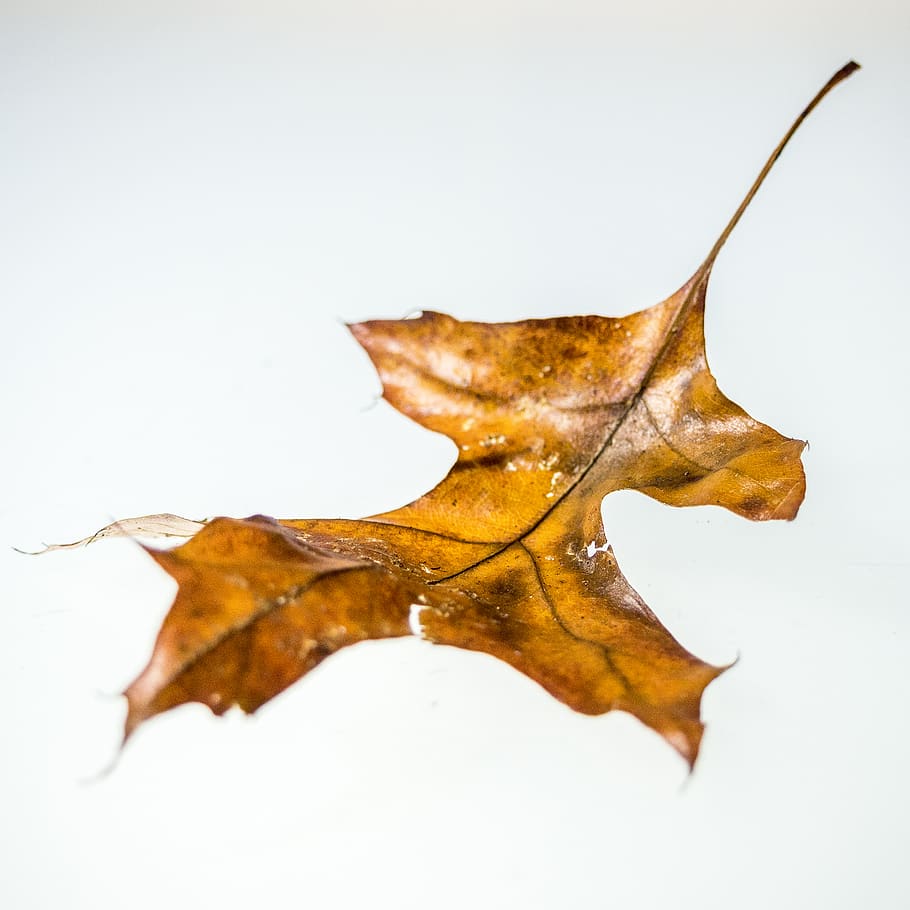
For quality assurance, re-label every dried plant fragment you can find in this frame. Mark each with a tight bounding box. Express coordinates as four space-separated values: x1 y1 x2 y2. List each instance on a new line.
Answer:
19 514 207 554
63 63 859 767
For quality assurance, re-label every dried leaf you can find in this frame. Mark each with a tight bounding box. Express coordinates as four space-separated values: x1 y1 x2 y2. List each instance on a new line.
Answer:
78 63 859 767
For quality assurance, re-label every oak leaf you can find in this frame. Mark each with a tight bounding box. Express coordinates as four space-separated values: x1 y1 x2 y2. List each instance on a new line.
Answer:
75 63 858 768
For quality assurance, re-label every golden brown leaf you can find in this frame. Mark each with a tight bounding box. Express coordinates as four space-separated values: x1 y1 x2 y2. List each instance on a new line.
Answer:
117 62 859 767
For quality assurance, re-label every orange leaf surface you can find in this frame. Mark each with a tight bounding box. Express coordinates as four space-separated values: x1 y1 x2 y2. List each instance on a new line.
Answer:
92 63 858 767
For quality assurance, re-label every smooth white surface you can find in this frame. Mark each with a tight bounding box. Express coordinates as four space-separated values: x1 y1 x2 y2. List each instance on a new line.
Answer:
2 4 908 908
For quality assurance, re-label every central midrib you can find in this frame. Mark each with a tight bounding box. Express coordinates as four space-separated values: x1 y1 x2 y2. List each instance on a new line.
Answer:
425 269 709 587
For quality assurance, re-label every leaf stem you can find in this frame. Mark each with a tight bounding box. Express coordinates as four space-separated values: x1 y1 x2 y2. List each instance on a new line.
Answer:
699 60 860 276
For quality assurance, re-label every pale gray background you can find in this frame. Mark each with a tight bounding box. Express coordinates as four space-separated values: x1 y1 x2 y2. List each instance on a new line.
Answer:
2 2 908 908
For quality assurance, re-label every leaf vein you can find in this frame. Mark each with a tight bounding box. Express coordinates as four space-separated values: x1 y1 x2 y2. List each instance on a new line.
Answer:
518 541 633 697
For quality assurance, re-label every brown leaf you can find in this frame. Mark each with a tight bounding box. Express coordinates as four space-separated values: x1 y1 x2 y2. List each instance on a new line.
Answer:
115 62 859 767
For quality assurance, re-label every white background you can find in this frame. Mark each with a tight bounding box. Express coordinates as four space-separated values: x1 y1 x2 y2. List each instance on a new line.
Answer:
2 3 908 908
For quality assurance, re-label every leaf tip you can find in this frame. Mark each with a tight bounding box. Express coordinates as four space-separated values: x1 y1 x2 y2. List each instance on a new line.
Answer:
121 695 145 750
667 725 703 772
675 658 736 771
12 544 45 556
